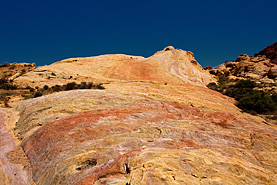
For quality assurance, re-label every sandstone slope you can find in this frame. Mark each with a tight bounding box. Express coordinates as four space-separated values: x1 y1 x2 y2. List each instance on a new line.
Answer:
0 82 275 184
0 47 277 185
13 46 214 88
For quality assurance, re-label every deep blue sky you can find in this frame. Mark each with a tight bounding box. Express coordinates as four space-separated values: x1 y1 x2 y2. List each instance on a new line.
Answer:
1 0 276 67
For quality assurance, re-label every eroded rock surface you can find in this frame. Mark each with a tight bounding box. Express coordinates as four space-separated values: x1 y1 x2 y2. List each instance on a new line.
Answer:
255 42 277 64
208 54 277 92
8 82 277 185
1 47 277 184
0 109 34 185
14 47 214 88
207 43 277 92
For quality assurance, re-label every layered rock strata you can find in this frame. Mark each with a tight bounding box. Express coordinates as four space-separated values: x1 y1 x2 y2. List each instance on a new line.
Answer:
14 47 214 88
0 46 276 184
5 82 277 184
209 54 277 92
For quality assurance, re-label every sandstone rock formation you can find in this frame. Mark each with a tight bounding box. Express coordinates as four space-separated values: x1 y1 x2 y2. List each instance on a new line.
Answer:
0 82 276 184
208 53 277 92
0 63 35 80
208 42 277 86
1 47 277 184
13 47 214 88
255 42 277 64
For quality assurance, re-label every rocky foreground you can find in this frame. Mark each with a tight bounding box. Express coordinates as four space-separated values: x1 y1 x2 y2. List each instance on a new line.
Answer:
0 47 277 184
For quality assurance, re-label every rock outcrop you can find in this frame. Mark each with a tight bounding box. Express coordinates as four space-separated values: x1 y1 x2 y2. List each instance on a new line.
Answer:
255 42 277 64
1 47 277 184
208 42 277 88
2 82 275 185
0 109 34 184
13 47 214 88
208 54 277 92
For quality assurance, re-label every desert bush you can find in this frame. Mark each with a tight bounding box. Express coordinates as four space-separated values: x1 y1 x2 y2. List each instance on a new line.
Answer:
207 82 218 91
87 82 93 89
208 79 276 114
218 76 229 85
34 91 43 98
1 84 17 90
9 65 16 69
43 85 49 90
234 79 256 88
51 85 61 92
95 83 105 89
21 94 34 99
78 82 88 89
0 62 10 67
65 82 77 90
237 91 276 113
0 78 8 84
271 93 277 103
225 87 254 100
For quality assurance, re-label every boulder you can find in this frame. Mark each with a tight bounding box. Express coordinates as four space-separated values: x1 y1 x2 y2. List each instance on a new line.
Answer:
268 65 277 78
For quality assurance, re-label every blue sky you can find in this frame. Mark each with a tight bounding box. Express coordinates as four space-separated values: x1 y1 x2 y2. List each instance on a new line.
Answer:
0 0 276 67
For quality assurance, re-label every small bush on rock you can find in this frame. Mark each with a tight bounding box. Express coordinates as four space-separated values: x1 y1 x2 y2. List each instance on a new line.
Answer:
208 79 276 114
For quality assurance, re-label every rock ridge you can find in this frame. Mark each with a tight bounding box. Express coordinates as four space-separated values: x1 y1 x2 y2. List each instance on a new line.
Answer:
13 47 215 88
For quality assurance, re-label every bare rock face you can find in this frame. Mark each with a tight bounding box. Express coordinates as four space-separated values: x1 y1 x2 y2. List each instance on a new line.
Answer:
209 54 276 84
268 65 277 78
255 42 277 64
0 82 274 185
1 47 277 184
0 109 34 185
14 47 214 88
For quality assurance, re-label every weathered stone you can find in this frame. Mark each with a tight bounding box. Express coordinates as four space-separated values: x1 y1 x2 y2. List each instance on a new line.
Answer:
6 82 276 184
1 47 276 184
255 42 277 64
0 109 34 185
14 47 215 88
268 65 277 78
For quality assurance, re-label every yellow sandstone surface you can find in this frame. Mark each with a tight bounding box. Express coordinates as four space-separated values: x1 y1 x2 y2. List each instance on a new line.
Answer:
0 47 276 184
14 46 214 88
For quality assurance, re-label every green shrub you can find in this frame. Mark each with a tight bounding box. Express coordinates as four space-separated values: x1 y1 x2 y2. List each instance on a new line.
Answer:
51 85 61 92
225 87 254 100
34 91 43 98
0 78 8 84
0 62 10 67
207 82 218 91
96 83 105 90
237 91 276 113
43 85 49 90
208 79 276 114
234 79 256 88
9 65 16 69
29 88 35 92
0 83 17 90
87 82 93 89
65 82 77 90
218 76 229 86
21 94 34 99
271 93 277 103
79 82 88 89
